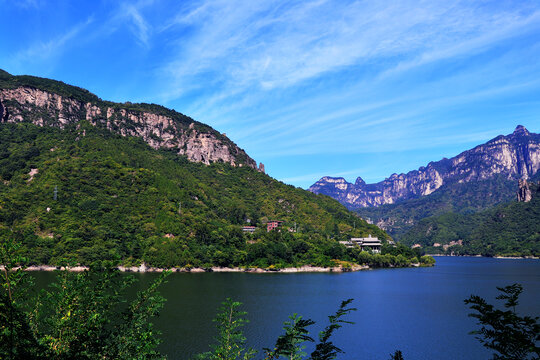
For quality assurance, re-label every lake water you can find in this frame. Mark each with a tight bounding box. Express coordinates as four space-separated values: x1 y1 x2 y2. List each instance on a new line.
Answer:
33 256 540 359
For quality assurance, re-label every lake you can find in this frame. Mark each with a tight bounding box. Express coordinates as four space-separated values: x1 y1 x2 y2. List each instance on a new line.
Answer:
32 256 540 359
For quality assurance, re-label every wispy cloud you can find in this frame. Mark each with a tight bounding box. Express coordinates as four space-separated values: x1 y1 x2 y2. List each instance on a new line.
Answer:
13 17 94 63
120 2 152 47
158 0 540 102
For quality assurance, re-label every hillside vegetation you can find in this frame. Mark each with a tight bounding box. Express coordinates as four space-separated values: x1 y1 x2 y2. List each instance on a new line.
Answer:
356 177 516 239
399 181 540 257
0 122 394 268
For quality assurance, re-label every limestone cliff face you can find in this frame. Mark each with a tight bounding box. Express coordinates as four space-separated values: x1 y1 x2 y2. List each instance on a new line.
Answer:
517 179 533 202
517 179 540 202
0 84 257 169
310 126 540 208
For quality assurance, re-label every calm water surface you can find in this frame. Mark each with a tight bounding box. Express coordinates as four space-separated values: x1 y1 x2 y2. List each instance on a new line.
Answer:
33 256 540 359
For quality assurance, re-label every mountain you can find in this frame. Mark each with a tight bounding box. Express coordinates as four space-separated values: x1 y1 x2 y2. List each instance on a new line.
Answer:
354 174 517 239
309 126 540 208
0 69 259 170
399 179 540 257
0 71 391 269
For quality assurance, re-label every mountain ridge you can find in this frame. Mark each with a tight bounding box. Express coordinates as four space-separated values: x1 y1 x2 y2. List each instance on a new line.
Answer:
0 69 260 170
309 125 540 208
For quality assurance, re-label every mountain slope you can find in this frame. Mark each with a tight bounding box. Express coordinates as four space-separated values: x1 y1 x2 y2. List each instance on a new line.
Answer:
309 126 540 208
399 180 540 257
0 121 390 268
355 175 516 239
0 69 259 170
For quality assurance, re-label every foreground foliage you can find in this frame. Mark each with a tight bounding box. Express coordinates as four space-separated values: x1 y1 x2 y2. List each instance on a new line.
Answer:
200 298 357 360
465 284 540 359
196 298 256 360
0 236 169 359
1 233 536 360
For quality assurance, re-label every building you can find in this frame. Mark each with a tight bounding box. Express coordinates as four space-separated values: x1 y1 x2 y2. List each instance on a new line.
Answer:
340 234 382 253
267 220 284 232
242 226 257 233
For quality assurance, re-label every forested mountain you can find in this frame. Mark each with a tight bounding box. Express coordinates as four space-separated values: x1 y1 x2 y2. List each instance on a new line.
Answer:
310 126 540 255
0 70 396 269
399 180 540 257
355 175 517 239
0 122 392 268
310 126 540 208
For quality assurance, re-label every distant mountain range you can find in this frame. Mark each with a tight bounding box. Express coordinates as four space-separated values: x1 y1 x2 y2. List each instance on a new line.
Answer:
309 125 540 208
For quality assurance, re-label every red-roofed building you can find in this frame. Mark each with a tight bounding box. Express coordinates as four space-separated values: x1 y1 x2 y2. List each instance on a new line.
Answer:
267 220 284 232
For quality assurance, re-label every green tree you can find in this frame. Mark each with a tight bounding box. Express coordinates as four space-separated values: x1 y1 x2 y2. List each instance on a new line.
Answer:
464 283 540 359
197 298 256 360
264 313 315 360
264 299 357 360
0 235 45 359
1 236 170 359
310 299 356 360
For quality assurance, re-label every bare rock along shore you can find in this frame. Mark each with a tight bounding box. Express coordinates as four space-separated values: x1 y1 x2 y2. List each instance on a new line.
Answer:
2 264 371 273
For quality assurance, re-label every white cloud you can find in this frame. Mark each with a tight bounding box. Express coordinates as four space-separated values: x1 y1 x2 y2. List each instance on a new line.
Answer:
158 0 540 102
13 17 94 63
122 3 152 46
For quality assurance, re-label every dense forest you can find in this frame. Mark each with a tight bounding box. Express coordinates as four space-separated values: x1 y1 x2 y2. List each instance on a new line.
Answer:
356 176 517 239
399 181 540 257
0 122 431 269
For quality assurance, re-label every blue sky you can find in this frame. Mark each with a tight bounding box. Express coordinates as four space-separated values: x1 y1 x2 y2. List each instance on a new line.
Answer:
1 0 539 188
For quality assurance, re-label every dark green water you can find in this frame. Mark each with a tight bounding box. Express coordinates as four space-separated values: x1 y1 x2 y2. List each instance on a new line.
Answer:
32 256 540 359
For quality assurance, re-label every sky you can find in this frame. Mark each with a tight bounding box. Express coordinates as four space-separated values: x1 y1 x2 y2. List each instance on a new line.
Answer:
1 0 539 188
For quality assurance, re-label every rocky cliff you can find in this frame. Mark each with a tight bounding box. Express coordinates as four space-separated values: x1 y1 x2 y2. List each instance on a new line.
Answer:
517 178 540 202
310 126 540 208
0 70 257 169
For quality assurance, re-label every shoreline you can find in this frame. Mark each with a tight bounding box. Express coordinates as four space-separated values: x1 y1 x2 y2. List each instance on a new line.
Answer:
4 264 374 273
428 254 539 259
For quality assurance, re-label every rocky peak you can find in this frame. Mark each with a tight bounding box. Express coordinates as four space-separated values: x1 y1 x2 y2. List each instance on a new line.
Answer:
355 177 366 187
513 125 530 137
319 177 349 185
0 71 258 170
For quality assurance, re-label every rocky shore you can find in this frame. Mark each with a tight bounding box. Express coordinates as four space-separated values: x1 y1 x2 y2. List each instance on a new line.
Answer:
2 264 371 273
429 254 538 259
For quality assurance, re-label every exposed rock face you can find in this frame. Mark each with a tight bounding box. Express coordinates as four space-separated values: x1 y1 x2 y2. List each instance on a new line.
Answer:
517 179 532 202
310 125 540 208
0 85 257 169
258 162 265 173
